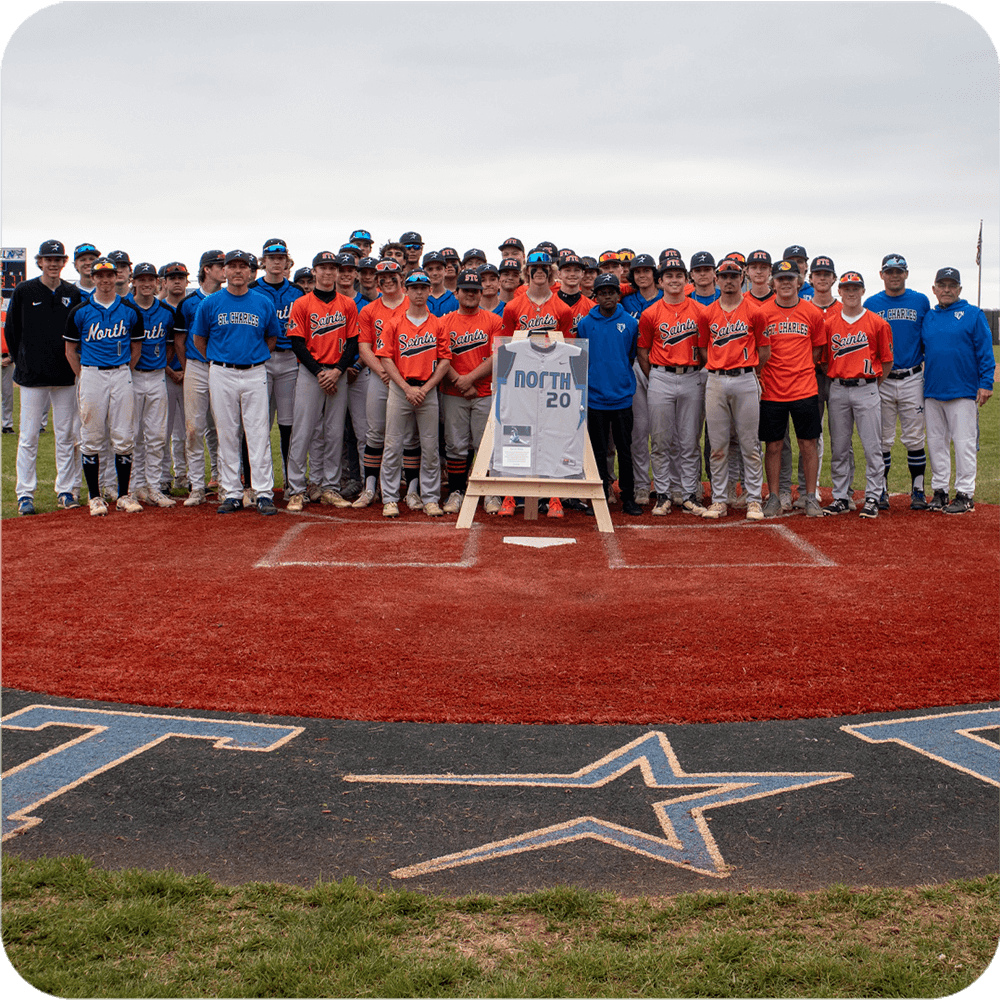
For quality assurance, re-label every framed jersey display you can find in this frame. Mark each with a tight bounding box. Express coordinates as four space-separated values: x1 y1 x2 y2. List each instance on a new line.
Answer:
489 336 589 479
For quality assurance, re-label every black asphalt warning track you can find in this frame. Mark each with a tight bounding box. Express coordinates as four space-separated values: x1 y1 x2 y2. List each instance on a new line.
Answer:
3 688 997 896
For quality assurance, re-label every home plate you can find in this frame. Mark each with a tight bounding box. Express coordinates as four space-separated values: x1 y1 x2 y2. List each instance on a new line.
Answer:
504 536 577 549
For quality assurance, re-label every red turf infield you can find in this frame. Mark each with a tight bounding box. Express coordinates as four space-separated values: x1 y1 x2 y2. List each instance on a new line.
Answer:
1 498 997 725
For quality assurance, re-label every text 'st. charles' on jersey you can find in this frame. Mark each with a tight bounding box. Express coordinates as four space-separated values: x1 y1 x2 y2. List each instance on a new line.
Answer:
490 339 588 479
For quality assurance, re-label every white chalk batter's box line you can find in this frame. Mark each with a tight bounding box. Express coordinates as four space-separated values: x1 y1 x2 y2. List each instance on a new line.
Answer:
603 522 838 570
254 519 483 569
255 518 836 571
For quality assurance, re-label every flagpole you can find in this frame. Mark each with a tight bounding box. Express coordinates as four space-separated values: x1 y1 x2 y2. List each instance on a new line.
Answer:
976 219 982 308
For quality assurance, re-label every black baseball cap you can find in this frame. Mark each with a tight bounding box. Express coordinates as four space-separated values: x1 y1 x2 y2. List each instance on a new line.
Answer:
783 245 808 260
162 261 189 276
462 248 487 264
358 256 379 270
262 240 288 256
689 251 716 270
498 258 522 273
658 248 682 262
107 250 132 266
581 256 599 272
350 229 373 243
772 259 800 277
629 254 657 271
658 257 687 276
339 243 363 258
499 237 524 252
935 267 961 283
536 241 557 255
132 262 158 278
404 269 431 286
881 254 908 270
456 269 482 289
224 249 254 265
312 250 339 268
422 250 446 267
37 239 66 257
810 256 836 274
593 273 621 292
747 249 772 266
199 249 225 267
90 256 116 274
838 271 865 286
400 231 423 246
716 259 743 275
560 254 585 269
477 263 499 277
73 242 99 259
293 267 314 283
440 247 461 262
375 258 402 273
333 253 358 268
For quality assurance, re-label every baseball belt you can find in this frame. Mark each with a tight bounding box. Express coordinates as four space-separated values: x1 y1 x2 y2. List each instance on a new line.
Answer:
709 366 756 377
887 363 923 380
211 361 263 370
834 377 878 387
652 365 699 374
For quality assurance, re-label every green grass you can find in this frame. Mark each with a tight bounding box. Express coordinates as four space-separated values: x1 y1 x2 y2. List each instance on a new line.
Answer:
2 856 996 998
4 349 998 518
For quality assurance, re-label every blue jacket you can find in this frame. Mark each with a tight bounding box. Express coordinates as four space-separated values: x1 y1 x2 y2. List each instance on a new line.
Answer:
920 299 994 401
575 304 638 410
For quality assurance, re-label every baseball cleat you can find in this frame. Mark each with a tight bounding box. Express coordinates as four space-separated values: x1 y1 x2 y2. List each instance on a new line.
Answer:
88 497 108 517
622 498 643 516
858 498 880 519
498 496 516 516
805 495 823 518
256 496 278 516
547 497 564 518
133 486 152 504
847 496 859 510
285 493 304 512
943 492 974 514
306 482 323 503
745 500 764 521
101 486 118 503
423 501 444 517
183 488 206 507
728 487 748 509
792 494 806 510
352 488 377 508
484 495 503 515
762 493 782 518
779 492 793 512
57 492 80 510
910 490 929 510
442 491 464 514
681 496 706 516
822 498 851 516
877 489 890 511
115 494 143 513
651 496 671 516
928 489 949 511
242 488 257 508
320 489 352 508
701 502 728 520
634 486 651 505
146 488 177 508
382 502 400 518
17 496 36 516
403 491 424 511
217 498 242 514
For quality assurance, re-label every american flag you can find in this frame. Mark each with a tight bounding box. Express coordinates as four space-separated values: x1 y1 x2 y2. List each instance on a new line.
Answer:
976 220 982 266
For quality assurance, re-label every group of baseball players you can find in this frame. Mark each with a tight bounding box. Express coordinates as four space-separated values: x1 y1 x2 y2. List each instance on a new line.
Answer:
3 232 994 524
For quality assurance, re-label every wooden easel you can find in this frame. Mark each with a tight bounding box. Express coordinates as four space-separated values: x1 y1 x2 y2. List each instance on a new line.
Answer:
455 330 614 533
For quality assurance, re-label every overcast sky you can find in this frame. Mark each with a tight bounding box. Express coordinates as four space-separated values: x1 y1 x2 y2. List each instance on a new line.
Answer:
1 1 998 307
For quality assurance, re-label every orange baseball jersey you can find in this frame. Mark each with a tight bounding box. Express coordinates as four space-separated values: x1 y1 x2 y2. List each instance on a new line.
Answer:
441 308 502 397
823 310 893 380
757 298 826 401
501 290 573 337
699 297 767 369
358 296 407 353
286 291 359 366
637 297 709 367
376 310 451 382
557 293 595 338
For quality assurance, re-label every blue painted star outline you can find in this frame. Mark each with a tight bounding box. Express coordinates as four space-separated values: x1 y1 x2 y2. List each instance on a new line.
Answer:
344 731 852 878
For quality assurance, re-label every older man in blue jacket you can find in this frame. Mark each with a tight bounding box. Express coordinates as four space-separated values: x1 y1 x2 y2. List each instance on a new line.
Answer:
920 267 993 513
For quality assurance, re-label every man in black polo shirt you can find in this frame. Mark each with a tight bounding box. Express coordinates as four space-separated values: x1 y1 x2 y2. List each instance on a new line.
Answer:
5 240 84 514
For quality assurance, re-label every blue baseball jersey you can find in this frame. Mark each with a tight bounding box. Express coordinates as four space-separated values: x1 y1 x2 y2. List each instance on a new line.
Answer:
179 289 209 364
190 288 282 366
491 301 506 317
621 288 662 321
920 298 994 401
126 294 178 370
249 277 302 350
863 288 930 370
64 295 144 367
689 289 721 306
428 289 459 317
799 282 815 300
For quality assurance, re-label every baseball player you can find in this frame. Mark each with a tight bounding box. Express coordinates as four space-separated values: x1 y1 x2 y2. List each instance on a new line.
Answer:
176 250 226 506
498 257 524 306
554 254 594 337
439 269 502 513
745 250 775 305
423 252 458 316
108 250 132 298
920 266 994 513
71 242 100 295
1 323 13 435
498 237 526 270
126 262 178 507
6 239 85 514
375 269 451 518
292 267 315 294
783 245 814 299
64 256 145 516
636 256 710 516
349 229 374 257
189 249 282 516
477 263 504 316
354 258 409 507
250 238 303 491
688 252 721 305
621 253 663 506
399 231 424 274
157 262 190 493
501 251 573 338
820 271 893 519
756 260 827 517
441 248 462 292
698 258 769 521
863 253 932 509
283 251 360 510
